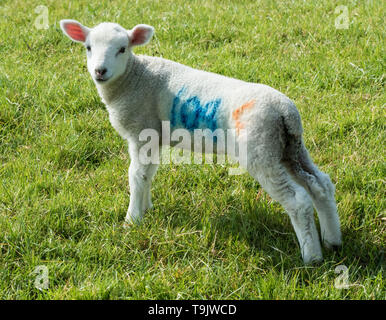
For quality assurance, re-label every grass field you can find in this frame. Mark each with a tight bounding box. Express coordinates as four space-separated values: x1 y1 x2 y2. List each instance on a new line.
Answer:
0 0 384 299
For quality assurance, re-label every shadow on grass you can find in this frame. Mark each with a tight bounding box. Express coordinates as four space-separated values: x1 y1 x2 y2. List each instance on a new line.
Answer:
164 191 384 274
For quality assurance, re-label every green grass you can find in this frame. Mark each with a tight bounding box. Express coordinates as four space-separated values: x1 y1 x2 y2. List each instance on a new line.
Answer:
0 0 384 299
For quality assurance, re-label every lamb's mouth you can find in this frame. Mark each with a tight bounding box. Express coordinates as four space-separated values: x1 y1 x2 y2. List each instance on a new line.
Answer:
95 77 110 83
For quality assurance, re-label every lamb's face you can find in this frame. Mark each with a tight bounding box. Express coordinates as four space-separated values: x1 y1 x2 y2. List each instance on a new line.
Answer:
60 20 154 86
85 23 129 84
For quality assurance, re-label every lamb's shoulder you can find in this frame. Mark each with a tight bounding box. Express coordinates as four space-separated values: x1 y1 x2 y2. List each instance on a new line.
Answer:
106 103 136 140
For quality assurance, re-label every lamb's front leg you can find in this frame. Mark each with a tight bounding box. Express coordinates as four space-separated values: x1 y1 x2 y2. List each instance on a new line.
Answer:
125 144 158 224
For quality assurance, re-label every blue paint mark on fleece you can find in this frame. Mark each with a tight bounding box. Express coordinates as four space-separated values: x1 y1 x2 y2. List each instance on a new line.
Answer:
171 87 221 131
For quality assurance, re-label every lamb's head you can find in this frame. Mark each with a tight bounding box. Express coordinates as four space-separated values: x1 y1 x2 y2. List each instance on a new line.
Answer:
60 20 154 84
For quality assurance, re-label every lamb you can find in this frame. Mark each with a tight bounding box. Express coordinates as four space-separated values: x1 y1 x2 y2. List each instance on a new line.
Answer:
60 19 342 264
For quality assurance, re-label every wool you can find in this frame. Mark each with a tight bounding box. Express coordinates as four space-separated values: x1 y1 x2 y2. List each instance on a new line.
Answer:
60 20 342 264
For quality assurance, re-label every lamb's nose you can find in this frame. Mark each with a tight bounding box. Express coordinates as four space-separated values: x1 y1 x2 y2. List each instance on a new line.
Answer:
95 68 107 76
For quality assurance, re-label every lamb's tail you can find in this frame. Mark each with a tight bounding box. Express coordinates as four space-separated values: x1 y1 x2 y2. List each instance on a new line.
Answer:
281 100 303 137
280 102 335 200
279 101 304 167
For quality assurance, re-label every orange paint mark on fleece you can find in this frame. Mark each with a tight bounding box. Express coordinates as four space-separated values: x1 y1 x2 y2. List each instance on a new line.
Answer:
232 100 256 135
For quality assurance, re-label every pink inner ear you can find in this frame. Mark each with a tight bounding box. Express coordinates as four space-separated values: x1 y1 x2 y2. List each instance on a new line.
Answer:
64 23 86 42
131 27 149 46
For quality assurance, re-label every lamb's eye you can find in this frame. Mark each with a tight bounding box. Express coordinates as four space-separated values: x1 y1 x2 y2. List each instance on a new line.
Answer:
86 45 91 51
119 47 125 54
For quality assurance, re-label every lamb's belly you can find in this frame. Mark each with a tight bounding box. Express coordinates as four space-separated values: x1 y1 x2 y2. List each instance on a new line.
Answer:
168 129 228 155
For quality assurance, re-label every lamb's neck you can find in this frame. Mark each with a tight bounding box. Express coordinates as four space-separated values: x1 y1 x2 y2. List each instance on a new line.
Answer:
96 54 145 106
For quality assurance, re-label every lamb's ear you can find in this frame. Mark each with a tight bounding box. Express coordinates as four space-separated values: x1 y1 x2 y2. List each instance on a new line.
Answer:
60 19 90 43
128 24 154 47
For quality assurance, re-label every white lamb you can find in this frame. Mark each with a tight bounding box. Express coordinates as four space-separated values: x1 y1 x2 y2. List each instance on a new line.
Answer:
60 20 342 264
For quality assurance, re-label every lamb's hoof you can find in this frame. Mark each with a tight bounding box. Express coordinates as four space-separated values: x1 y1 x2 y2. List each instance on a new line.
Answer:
324 240 342 251
123 215 136 228
143 203 153 211
123 220 134 229
303 254 324 265
124 212 142 227
330 244 342 252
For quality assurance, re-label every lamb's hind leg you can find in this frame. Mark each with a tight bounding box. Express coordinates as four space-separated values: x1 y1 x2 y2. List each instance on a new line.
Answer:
285 142 342 249
250 163 323 264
